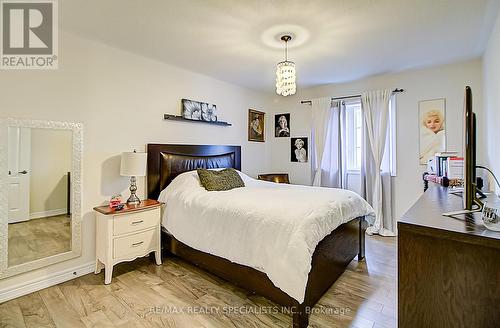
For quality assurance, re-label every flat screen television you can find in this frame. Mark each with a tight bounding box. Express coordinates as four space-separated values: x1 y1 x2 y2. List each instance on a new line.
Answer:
444 86 484 216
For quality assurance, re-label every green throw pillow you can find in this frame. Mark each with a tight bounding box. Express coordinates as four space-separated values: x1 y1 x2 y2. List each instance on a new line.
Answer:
197 168 245 191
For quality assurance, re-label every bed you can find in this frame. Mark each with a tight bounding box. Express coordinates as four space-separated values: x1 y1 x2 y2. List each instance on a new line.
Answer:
147 144 371 328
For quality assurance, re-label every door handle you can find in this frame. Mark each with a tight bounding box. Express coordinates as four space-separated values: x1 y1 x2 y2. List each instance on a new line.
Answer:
18 170 28 175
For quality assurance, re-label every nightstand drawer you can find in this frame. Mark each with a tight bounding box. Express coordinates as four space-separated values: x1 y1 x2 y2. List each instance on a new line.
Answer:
113 208 159 235
113 229 156 259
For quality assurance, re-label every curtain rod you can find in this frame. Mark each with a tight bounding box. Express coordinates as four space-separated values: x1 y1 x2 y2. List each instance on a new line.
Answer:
300 88 405 105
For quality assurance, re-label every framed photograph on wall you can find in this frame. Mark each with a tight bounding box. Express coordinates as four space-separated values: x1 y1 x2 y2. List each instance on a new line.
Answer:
291 137 308 162
248 109 265 142
275 113 290 137
419 98 446 165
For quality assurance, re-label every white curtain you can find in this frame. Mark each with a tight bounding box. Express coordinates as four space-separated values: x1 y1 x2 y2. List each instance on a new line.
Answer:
318 100 348 188
311 97 333 186
361 90 396 236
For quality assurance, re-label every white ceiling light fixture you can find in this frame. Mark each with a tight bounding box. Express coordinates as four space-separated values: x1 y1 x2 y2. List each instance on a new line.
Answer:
276 35 296 97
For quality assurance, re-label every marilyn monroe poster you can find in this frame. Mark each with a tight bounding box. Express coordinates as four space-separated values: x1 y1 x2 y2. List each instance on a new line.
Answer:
275 113 290 137
291 137 308 163
419 99 446 165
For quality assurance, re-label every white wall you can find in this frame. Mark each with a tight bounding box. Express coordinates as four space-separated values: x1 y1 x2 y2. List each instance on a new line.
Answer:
483 11 500 195
270 59 484 220
0 31 274 294
30 129 72 217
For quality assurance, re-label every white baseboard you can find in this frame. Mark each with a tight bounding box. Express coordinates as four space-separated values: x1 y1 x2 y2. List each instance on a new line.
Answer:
30 208 68 220
0 261 94 303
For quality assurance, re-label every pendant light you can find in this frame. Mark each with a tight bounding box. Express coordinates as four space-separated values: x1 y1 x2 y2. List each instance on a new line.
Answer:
275 35 296 96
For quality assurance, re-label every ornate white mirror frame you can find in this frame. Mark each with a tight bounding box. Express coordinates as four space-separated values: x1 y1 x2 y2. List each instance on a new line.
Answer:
0 118 82 279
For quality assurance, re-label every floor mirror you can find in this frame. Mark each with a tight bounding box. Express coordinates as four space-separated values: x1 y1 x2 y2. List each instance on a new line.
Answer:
0 119 82 278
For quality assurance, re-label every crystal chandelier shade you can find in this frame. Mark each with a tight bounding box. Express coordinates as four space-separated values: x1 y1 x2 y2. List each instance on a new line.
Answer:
276 35 296 96
276 61 296 96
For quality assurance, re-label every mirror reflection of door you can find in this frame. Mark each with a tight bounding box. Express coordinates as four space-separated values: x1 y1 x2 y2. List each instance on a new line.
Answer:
8 127 31 224
7 128 73 267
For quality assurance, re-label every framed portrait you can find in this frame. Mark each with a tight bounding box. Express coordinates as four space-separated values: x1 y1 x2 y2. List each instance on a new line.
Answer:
291 137 308 163
419 98 446 165
248 109 265 142
275 113 291 137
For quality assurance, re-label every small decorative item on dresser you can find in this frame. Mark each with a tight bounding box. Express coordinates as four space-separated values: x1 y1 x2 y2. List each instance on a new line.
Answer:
93 200 163 284
120 150 147 205
482 202 500 232
109 194 122 209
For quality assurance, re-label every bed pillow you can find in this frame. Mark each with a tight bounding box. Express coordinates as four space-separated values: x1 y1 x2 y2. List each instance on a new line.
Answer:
197 168 245 191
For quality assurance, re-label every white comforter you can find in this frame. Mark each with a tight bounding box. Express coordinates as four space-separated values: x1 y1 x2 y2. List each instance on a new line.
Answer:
158 170 375 303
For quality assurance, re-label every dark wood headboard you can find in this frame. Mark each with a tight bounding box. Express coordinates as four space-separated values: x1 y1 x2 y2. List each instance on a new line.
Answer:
146 144 241 200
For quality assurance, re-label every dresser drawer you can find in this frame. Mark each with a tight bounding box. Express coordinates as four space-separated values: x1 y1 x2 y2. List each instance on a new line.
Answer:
113 208 159 235
113 229 157 259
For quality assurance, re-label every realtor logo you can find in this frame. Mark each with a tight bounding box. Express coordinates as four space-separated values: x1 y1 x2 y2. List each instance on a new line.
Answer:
1 0 58 69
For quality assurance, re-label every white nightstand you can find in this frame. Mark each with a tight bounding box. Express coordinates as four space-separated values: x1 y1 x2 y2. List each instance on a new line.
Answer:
93 200 162 284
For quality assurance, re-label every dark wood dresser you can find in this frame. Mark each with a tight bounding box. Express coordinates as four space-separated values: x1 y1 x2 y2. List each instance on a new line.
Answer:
398 186 500 328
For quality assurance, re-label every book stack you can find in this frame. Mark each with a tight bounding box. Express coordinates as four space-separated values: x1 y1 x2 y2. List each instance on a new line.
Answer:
447 157 464 179
427 151 458 176
425 151 464 188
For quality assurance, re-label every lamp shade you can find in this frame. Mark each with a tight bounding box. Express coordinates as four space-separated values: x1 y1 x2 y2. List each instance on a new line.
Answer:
120 151 147 177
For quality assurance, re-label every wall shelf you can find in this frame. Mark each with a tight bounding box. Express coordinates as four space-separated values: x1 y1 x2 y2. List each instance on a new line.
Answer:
163 114 232 126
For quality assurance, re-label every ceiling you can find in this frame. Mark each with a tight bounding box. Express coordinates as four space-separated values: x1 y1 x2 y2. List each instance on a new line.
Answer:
61 0 500 93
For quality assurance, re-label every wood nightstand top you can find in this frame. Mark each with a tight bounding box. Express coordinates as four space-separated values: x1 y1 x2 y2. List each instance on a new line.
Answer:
93 199 162 215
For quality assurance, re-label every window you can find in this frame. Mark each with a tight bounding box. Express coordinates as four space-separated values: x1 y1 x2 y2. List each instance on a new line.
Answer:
346 100 362 171
345 96 397 175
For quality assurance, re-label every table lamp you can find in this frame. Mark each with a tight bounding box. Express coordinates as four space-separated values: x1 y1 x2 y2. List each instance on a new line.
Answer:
120 150 147 205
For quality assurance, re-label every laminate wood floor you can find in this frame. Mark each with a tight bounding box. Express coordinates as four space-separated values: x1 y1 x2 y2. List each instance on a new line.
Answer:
0 235 396 328
8 215 71 267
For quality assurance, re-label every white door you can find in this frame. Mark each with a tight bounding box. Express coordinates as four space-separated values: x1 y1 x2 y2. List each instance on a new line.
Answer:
8 127 31 224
